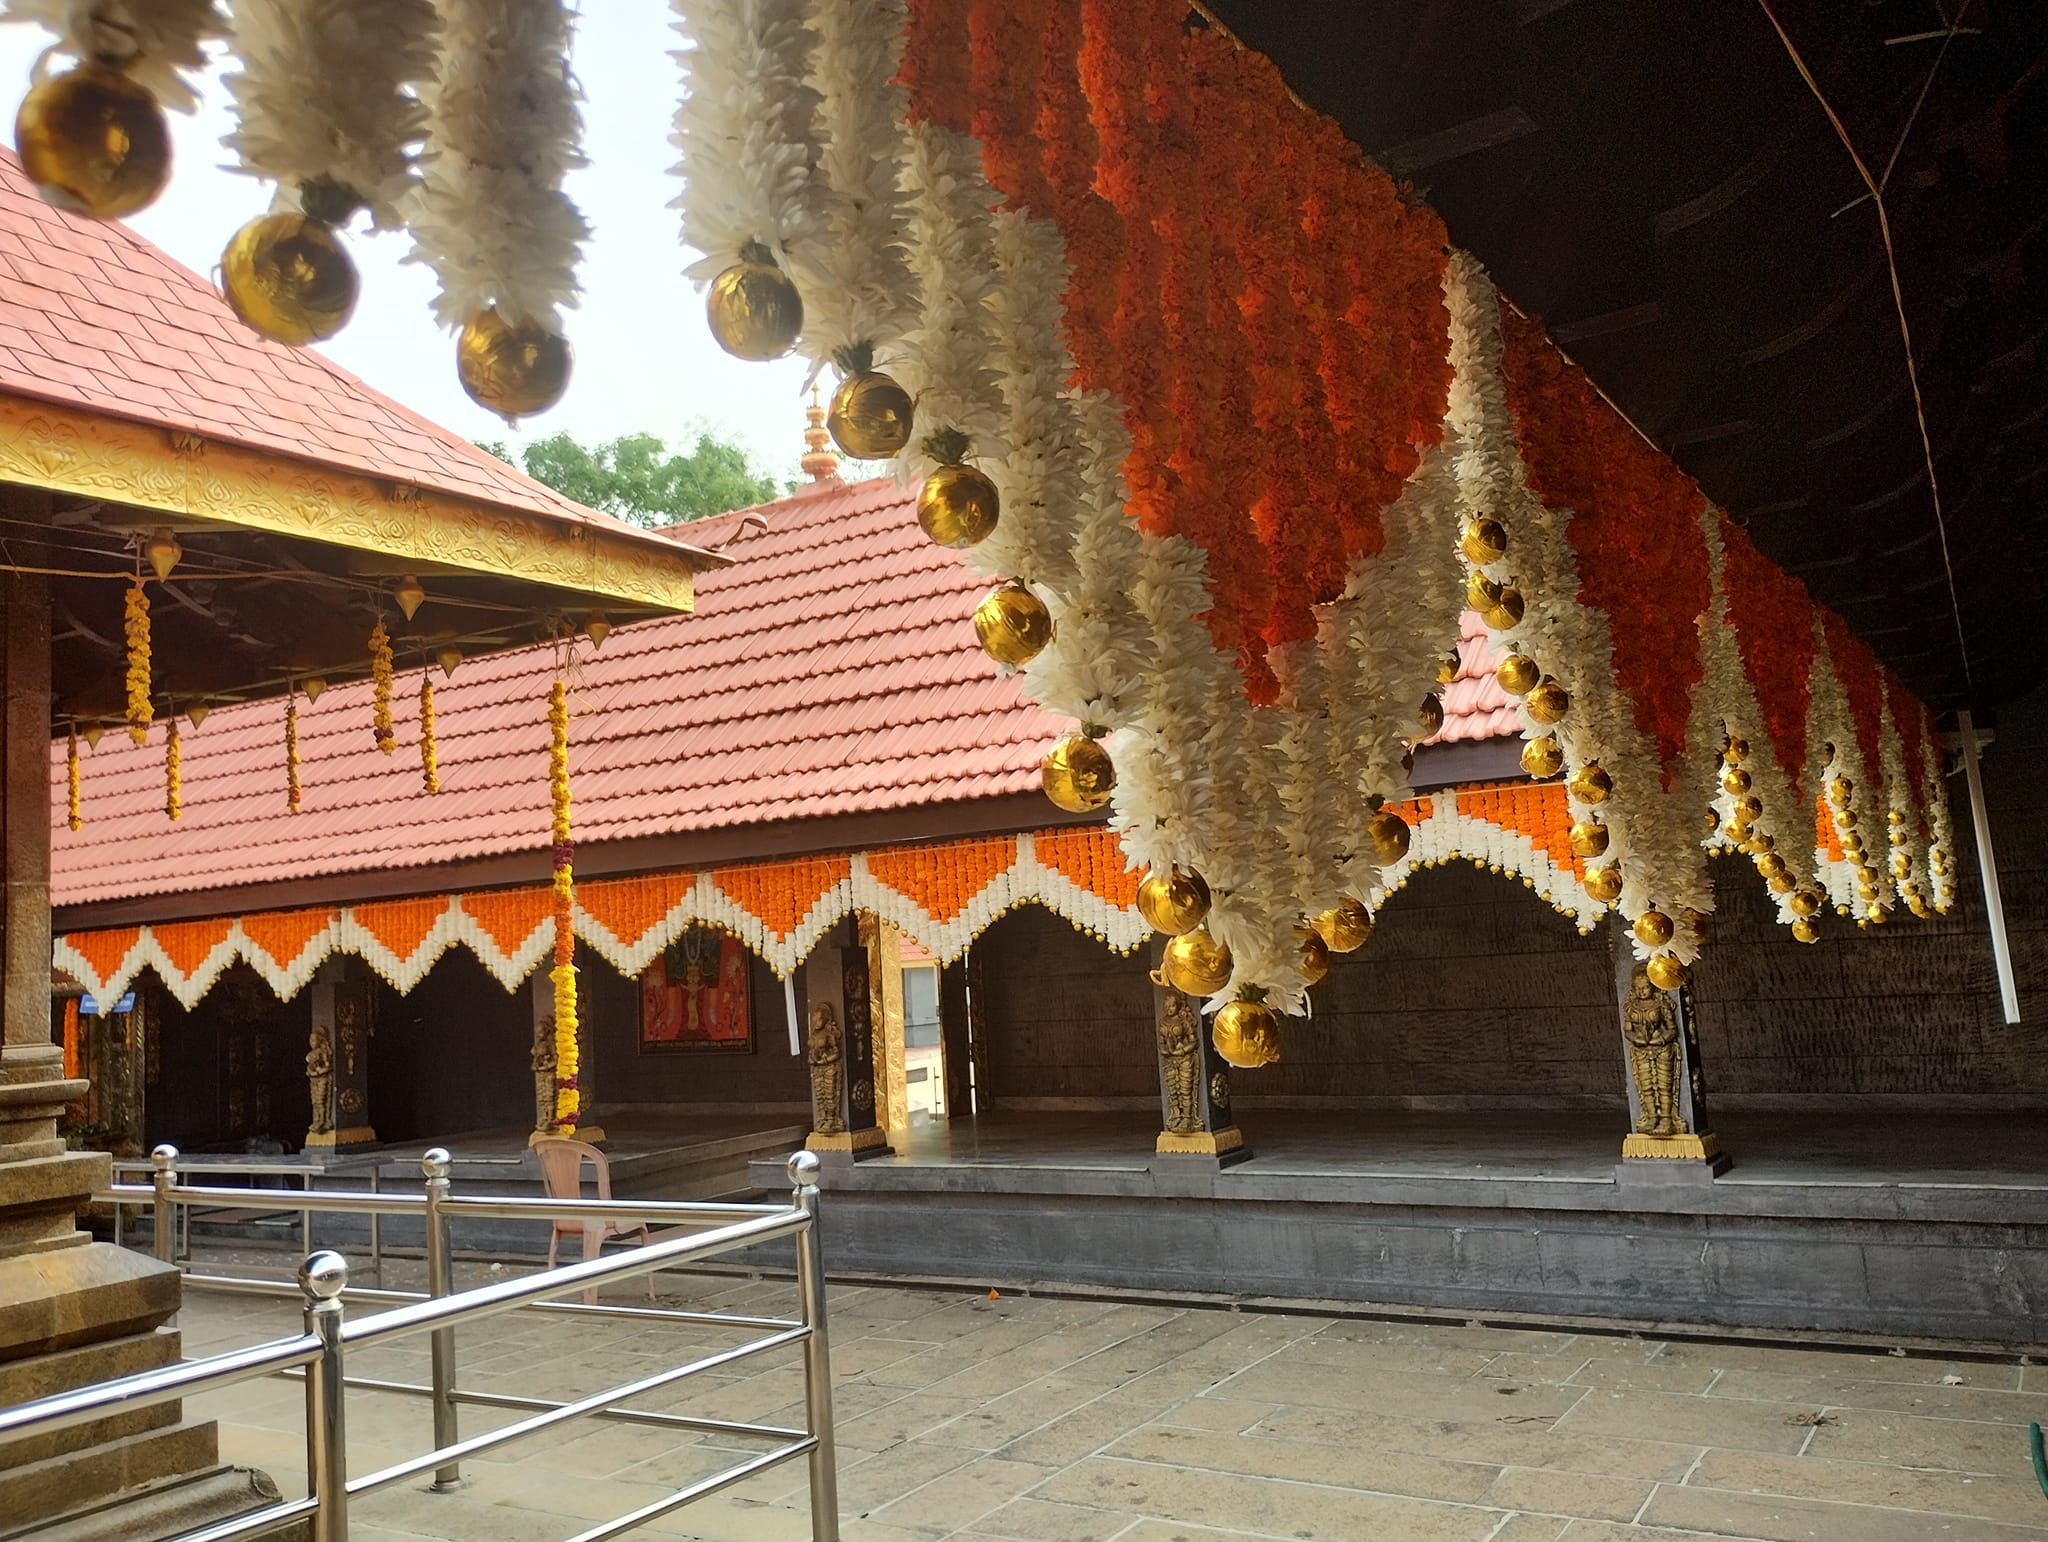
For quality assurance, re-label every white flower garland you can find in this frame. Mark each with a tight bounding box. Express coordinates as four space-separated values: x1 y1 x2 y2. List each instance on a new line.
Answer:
1 0 224 111
671 0 824 285
1922 713 1958 911
412 0 588 330
1804 621 1881 916
1876 693 1928 915
222 0 438 228
789 0 912 362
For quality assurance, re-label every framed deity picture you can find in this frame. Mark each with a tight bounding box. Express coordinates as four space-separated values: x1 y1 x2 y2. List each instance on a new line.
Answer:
640 928 754 1053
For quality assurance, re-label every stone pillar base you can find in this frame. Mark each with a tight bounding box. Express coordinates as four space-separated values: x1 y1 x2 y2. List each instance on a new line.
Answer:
1621 1131 1723 1162
806 1127 892 1161
1154 1127 1248 1160
301 1125 376 1150
10 1464 300 1542
1618 1131 1731 1184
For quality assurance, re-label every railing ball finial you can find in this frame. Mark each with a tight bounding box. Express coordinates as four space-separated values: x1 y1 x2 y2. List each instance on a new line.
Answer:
298 1249 349 1302
421 1147 452 1181
151 1143 178 1171
787 1149 821 1192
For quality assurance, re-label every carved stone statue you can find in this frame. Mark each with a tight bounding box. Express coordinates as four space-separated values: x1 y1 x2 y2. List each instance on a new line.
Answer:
1158 990 1202 1135
304 1026 333 1136
1622 966 1687 1136
807 1002 846 1135
531 1016 558 1134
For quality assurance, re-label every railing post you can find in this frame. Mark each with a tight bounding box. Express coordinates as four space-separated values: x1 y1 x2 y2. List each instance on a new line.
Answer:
300 1251 350 1542
421 1147 461 1492
789 1151 840 1542
150 1144 177 1266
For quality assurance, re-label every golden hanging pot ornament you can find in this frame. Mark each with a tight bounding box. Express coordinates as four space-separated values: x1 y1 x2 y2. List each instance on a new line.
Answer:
1645 954 1687 991
1568 762 1612 804
141 528 181 582
1433 651 1460 688
1889 850 1912 879
1137 866 1211 936
1482 587 1526 630
392 575 426 622
1791 917 1819 944
1723 736 1748 764
1583 864 1623 903
1633 909 1675 947
1213 1000 1282 1068
436 647 462 679
1829 777 1853 807
1416 693 1444 738
706 243 804 361
1368 808 1411 866
1311 897 1372 953
1733 794 1763 822
918 462 1000 548
1496 652 1540 696
1703 807 1720 834
300 677 327 704
81 723 104 750
1297 929 1332 988
1161 928 1233 996
457 307 572 419
16 63 171 220
827 370 913 459
1212 998 1281 1069
221 212 359 346
973 581 1052 667
1767 872 1797 894
1721 766 1752 797
1042 731 1115 813
1465 570 1501 612
1459 517 1507 565
1524 678 1570 725
1520 734 1563 779
1568 819 1610 860
583 616 611 649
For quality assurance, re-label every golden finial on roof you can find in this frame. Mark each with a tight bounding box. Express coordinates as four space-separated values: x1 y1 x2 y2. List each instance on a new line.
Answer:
800 382 841 485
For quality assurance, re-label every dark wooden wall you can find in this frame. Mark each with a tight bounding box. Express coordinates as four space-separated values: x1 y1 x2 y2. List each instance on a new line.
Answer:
371 950 530 1141
977 903 1157 1104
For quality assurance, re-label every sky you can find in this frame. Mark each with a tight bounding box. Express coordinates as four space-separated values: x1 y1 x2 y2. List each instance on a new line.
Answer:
0 7 817 482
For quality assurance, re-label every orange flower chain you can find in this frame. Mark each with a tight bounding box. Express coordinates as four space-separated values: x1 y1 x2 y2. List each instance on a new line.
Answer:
65 727 81 833
547 676 578 1133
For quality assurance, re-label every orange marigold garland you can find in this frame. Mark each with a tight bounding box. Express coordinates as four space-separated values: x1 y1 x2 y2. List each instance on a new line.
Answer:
369 618 395 753
547 676 578 1132
419 670 440 794
164 715 181 822
1719 516 1815 801
123 580 152 745
1032 0 1123 391
285 691 302 814
65 727 81 833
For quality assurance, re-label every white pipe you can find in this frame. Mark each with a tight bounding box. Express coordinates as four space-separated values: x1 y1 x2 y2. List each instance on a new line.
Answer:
1957 710 2020 1025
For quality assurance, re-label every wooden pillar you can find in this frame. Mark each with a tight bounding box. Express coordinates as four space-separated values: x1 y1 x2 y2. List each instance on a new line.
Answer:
862 914 910 1135
1609 922 1726 1172
1150 941 1248 1164
0 571 246 1532
937 954 977 1116
303 959 375 1150
802 918 889 1158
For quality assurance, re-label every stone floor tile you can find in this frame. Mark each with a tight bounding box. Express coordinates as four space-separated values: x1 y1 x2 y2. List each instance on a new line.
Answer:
1481 1466 1653 1522
1551 1388 1817 1454
1218 1360 1588 1424
798 1390 985 1453
1103 1523 1315 1542
1484 1517 1572 1542
1640 1482 2048 1541
1707 1368 2048 1426
1102 1424 1500 1504
991 1396 1161 1468
1268 1335 1502 1379
1688 1447 2048 1526
1149 1396 1277 1435
1312 1319 1584 1356
820 1437 984 1514
1478 1352 1598 1385
867 1455 1057 1531
965 1496 1138 1542
1035 1455 1509 1541
1245 1404 1699 1482
1801 1407 2034 1474
1554 1523 1774 1542
1558 1356 1724 1394
1653 1342 2025 1389
923 1378 1110 1451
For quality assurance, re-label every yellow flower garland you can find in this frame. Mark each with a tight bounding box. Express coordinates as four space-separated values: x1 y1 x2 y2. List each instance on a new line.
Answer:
66 728 80 832
123 581 152 745
548 676 578 1131
285 693 302 813
420 672 441 793
164 717 181 821
369 619 395 753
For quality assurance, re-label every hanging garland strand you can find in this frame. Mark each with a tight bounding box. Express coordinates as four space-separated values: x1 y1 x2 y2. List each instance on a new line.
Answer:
285 690 302 813
65 726 80 832
123 579 151 744
369 617 395 753
164 715 181 821
419 669 440 793
548 675 579 1133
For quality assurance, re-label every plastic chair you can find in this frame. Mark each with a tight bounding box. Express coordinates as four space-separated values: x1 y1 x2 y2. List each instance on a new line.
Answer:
532 1137 654 1304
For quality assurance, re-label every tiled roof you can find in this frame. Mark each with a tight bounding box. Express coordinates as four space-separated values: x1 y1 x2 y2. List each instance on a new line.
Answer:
49 477 1518 911
0 147 673 539
1433 610 1520 744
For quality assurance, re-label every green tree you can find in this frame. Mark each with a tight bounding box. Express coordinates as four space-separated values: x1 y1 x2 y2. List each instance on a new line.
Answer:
479 431 787 527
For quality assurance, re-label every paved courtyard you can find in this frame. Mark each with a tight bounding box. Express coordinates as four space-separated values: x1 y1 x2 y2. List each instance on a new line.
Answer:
178 1254 2048 1542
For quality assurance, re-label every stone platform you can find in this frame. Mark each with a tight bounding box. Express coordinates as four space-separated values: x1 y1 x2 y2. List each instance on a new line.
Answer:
751 1110 2048 1344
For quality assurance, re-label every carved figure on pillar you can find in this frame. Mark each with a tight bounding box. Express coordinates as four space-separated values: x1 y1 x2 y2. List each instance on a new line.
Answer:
304 1026 333 1137
530 1015 558 1136
807 1002 846 1135
1158 991 1202 1135
1622 967 1686 1136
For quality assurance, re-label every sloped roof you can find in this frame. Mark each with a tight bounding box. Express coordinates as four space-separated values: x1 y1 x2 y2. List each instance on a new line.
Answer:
1436 610 1520 744
49 476 1518 912
0 146 675 541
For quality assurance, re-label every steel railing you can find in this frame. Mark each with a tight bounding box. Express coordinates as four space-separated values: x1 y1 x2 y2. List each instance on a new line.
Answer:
0 1146 840 1542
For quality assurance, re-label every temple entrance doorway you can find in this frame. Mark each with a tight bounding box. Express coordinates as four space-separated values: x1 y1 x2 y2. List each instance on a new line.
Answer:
151 965 311 1154
899 939 950 1122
